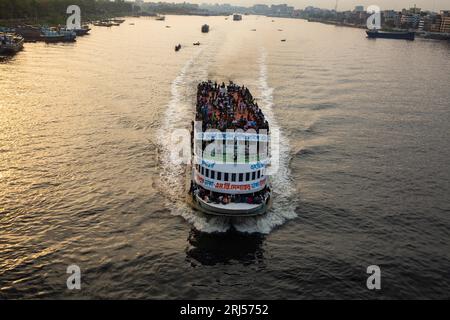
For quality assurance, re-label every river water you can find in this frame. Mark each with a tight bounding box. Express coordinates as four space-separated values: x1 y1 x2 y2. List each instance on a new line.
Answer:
1 15 449 299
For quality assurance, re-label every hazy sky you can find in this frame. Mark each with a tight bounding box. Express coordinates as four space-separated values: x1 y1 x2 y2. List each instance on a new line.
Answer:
176 0 450 11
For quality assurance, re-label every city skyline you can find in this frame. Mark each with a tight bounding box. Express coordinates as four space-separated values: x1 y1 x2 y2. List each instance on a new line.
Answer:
158 0 450 11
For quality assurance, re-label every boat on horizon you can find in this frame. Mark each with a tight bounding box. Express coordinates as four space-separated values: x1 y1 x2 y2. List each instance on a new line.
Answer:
189 81 272 217
155 15 165 21
201 24 209 33
233 14 242 21
366 29 415 41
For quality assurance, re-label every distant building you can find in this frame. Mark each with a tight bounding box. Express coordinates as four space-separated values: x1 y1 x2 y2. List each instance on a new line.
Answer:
430 14 443 32
270 4 294 16
252 4 270 15
440 16 450 33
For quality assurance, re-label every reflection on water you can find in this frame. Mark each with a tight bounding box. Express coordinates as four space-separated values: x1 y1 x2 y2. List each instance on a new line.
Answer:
1 15 450 299
186 228 265 266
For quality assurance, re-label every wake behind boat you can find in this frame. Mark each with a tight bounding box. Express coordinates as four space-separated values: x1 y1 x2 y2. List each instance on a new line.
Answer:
188 81 272 217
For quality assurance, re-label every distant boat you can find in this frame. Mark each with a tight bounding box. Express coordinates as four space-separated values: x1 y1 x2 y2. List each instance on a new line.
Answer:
175 44 181 51
166 26 171 28
281 39 286 42
42 28 76 42
251 29 256 31
14 25 42 42
201 24 209 33
93 21 113 27
129 23 135 25
233 14 242 21
111 19 125 24
193 41 200 46
366 30 415 40
155 15 165 21
73 26 91 36
0 33 24 54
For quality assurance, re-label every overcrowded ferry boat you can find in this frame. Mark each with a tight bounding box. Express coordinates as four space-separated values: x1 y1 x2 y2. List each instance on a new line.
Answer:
188 81 272 217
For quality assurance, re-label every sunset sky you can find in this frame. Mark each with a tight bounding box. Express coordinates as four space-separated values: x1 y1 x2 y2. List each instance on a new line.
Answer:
174 0 450 11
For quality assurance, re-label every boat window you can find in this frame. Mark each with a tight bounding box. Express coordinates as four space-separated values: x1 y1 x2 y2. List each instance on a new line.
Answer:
252 171 256 180
201 166 204 175
239 173 244 182
224 172 229 181
211 170 215 180
246 172 250 181
217 172 222 181
205 169 209 178
232 173 236 182
257 170 261 179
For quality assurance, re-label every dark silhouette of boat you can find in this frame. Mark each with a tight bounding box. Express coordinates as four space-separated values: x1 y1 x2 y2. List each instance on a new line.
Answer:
0 33 24 55
233 14 242 21
366 30 415 40
175 44 181 51
201 24 209 33
15 25 42 42
193 42 200 46
73 26 91 36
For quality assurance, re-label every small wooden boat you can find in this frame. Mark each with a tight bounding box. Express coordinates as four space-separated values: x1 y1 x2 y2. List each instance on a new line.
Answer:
41 28 76 43
281 39 286 42
93 21 113 27
14 25 43 42
0 33 24 54
201 24 209 33
193 42 200 46
155 15 165 21
111 19 125 24
175 44 181 51
73 26 91 36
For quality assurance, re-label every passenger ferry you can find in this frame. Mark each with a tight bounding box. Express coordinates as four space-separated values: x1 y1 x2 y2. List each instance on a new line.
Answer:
188 81 272 217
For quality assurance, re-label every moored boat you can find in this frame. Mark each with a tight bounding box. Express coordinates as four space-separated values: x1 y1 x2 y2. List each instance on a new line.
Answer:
0 33 24 55
366 29 415 40
41 28 76 42
93 21 113 27
155 15 165 21
14 25 43 42
73 26 91 36
189 81 272 217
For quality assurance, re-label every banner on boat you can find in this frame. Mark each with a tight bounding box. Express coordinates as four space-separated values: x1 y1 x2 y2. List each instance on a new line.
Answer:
195 174 267 194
